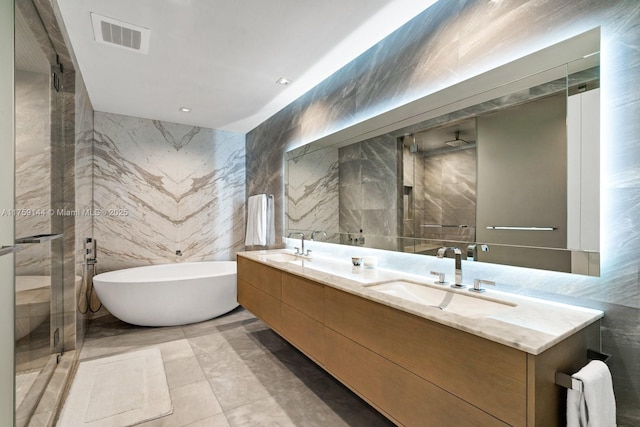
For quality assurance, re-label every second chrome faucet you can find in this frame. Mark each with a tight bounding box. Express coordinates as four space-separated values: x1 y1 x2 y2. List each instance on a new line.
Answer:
436 245 495 291
436 247 463 287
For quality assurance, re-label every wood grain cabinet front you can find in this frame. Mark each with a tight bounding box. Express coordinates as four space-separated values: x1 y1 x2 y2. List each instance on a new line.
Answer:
280 273 326 364
324 328 510 427
237 256 600 427
237 257 282 331
324 286 527 426
237 256 281 298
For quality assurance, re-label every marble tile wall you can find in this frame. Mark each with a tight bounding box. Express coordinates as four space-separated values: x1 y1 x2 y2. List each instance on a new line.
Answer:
286 146 339 234
12 4 81 426
14 70 51 276
73 71 93 350
23 0 81 354
338 135 402 251
93 112 246 272
11 2 97 424
246 0 640 422
402 146 417 239
56 64 76 353
416 148 476 243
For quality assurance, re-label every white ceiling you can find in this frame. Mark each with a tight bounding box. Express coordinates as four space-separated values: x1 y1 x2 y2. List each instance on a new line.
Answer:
55 0 437 133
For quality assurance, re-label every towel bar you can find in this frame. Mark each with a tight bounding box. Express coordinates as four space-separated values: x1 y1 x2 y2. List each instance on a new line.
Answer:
556 372 585 392
420 224 469 228
485 226 557 231
555 349 611 391
15 233 63 244
0 245 22 257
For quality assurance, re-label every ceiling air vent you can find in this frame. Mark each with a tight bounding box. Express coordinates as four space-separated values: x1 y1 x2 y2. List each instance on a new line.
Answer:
90 13 150 54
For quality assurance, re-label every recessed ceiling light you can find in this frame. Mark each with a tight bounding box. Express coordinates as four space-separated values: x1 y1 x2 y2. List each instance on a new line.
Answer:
178 107 191 112
275 77 291 85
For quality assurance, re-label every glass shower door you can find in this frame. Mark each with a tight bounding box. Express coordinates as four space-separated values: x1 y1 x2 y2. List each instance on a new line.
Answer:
14 3 65 423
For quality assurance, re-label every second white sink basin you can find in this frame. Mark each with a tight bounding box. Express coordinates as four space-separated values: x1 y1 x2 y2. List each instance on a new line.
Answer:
367 280 516 318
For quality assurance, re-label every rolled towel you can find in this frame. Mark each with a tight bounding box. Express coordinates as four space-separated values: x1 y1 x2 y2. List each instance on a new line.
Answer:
567 360 616 427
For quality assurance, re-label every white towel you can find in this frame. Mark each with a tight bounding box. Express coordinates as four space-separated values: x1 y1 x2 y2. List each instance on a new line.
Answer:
245 194 267 246
266 195 275 245
567 360 616 427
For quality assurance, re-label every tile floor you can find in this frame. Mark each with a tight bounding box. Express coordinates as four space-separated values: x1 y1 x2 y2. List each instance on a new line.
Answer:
70 307 394 426
16 370 39 409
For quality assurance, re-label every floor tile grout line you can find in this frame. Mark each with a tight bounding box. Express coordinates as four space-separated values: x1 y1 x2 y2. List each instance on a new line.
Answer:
185 330 231 424
185 315 283 419
74 309 392 426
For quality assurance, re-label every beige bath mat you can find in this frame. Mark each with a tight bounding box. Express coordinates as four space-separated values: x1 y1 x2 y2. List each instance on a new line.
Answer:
58 347 172 426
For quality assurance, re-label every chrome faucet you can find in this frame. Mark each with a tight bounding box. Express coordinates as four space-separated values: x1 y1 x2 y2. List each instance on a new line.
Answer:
437 247 464 288
467 243 489 262
293 232 309 256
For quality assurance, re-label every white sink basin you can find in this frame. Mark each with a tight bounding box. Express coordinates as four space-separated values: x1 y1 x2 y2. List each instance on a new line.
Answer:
367 280 516 318
261 253 383 284
261 253 302 263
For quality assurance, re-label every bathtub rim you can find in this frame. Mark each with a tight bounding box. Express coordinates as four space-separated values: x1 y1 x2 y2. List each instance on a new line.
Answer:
92 260 237 284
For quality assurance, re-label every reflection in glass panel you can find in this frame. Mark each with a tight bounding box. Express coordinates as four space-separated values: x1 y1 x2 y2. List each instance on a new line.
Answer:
14 2 65 421
402 118 477 255
285 30 600 276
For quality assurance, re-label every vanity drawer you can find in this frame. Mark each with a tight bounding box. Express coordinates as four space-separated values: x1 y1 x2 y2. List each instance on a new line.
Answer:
325 286 527 426
324 328 509 427
237 256 281 299
237 278 281 331
281 304 325 365
282 272 324 322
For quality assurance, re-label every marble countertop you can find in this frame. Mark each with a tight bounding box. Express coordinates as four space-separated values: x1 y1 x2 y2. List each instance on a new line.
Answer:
237 250 604 355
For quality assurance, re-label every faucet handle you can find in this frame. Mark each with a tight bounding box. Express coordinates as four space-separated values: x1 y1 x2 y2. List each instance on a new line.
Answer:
305 249 312 257
430 271 447 284
294 247 300 255
470 279 495 293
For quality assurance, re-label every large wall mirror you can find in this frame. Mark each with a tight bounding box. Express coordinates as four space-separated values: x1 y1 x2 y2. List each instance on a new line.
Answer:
286 28 600 276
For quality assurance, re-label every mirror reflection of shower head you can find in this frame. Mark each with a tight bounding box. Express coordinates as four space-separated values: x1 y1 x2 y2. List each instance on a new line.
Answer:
444 131 470 148
409 134 418 153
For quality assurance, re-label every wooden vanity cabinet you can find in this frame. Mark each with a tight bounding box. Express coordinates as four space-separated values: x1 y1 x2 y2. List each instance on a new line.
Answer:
237 256 600 426
324 328 509 426
280 272 326 364
237 256 282 331
324 286 525 425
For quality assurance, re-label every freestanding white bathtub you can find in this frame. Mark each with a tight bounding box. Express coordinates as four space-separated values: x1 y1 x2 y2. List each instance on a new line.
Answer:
93 261 238 327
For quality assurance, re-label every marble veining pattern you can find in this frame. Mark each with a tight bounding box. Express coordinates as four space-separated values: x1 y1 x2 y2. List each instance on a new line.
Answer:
417 148 476 242
94 112 245 271
15 70 51 276
286 147 338 233
337 135 401 247
13 3 78 417
246 0 640 420
240 250 603 355
73 71 94 351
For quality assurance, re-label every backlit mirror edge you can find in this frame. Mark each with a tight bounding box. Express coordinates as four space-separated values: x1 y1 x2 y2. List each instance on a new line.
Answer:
288 28 600 157
285 27 600 277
